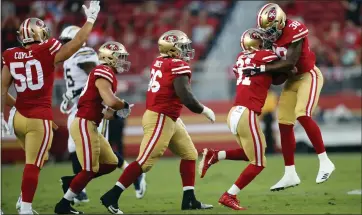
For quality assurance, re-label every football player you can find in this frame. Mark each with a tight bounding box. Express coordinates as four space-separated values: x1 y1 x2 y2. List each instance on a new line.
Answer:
100 30 215 214
0 1 100 214
242 3 335 191
54 41 133 214
58 26 146 204
199 28 291 210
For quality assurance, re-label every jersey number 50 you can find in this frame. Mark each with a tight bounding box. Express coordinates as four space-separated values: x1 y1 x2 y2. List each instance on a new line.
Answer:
147 68 162 93
10 59 44 92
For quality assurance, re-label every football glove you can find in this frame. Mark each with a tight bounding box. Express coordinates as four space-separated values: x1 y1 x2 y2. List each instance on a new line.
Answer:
82 1 101 24
201 106 215 123
242 64 266 77
114 103 134 119
1 112 10 137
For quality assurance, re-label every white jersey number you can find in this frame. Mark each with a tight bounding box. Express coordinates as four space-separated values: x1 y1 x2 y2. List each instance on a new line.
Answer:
236 57 251 86
147 68 162 93
10 59 44 92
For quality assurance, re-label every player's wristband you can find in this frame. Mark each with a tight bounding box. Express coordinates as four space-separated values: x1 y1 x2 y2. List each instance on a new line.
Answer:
86 18 96 24
260 65 266 72
113 110 120 119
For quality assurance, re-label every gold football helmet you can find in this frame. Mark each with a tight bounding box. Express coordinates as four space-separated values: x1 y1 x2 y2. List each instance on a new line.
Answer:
257 3 286 42
240 28 267 52
17 18 50 45
98 41 131 73
158 30 195 61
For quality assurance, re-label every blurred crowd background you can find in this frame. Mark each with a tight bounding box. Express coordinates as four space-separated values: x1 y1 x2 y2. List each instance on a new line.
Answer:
1 0 361 162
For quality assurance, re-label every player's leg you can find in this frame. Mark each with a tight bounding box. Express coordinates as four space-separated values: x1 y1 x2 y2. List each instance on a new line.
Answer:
101 111 175 214
295 67 334 183
199 107 250 178
168 118 213 210
15 112 53 214
219 108 265 210
55 118 100 214
271 80 301 191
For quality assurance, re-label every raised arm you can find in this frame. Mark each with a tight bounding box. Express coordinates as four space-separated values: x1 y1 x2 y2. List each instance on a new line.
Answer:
54 1 100 64
173 76 215 123
95 78 128 110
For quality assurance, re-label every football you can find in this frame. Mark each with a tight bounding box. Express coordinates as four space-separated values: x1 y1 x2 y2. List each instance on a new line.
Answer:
272 73 288 85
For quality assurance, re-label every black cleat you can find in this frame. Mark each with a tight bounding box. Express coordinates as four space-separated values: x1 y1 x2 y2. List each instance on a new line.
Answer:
54 199 83 214
181 190 213 210
100 190 123 214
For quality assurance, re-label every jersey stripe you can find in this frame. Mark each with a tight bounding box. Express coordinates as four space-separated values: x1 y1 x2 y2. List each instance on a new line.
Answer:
50 43 62 55
172 70 191 75
49 40 60 52
262 55 278 61
94 73 113 83
95 68 114 78
293 29 308 38
171 66 190 71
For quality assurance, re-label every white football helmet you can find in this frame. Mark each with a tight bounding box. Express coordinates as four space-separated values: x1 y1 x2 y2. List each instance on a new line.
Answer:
98 41 131 73
158 30 195 62
59 25 81 42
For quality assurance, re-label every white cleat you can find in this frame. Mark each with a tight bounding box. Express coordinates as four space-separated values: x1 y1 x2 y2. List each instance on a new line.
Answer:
270 173 301 191
16 194 22 212
316 160 335 184
135 173 147 199
106 205 123 214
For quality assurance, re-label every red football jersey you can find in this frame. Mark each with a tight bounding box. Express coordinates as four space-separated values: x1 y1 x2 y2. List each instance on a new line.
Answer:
76 65 118 126
233 50 278 114
273 19 316 74
2 38 62 120
146 57 191 121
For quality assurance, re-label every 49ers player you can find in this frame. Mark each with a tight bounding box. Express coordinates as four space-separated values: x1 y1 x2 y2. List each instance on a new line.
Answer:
243 3 335 190
54 41 133 214
199 28 290 210
1 1 100 214
100 30 214 214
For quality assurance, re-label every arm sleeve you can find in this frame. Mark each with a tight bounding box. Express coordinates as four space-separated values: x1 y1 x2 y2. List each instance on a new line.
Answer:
93 67 115 84
170 59 191 79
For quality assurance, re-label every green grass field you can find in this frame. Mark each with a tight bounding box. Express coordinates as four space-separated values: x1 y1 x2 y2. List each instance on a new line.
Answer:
2 153 361 214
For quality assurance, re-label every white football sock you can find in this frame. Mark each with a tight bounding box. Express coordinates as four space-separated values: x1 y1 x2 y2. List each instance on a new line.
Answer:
64 189 77 201
227 184 240 195
285 165 297 175
218 151 226 160
318 152 329 162
183 186 194 191
21 202 32 212
122 161 129 170
116 181 126 190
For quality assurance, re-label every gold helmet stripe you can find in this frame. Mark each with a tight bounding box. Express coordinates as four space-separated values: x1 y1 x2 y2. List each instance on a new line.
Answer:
257 3 274 28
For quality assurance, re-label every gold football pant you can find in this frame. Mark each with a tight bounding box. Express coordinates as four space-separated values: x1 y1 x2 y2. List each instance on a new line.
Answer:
278 66 324 125
13 111 53 168
70 118 118 173
227 106 267 167
136 110 198 172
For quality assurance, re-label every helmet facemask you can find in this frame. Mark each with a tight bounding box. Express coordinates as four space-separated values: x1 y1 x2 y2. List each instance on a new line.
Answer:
261 22 282 43
114 52 131 73
175 42 195 62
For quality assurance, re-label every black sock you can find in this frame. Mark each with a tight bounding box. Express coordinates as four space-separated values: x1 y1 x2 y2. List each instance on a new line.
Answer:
70 152 82 174
113 151 125 169
111 185 124 200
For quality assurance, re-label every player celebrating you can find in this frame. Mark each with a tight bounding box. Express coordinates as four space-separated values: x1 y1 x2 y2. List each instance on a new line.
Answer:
1 1 100 214
58 26 146 204
242 3 335 191
100 30 215 214
54 41 133 214
200 28 290 210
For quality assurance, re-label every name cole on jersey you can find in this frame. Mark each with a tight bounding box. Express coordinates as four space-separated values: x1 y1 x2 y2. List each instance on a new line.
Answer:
2 38 62 120
146 57 191 121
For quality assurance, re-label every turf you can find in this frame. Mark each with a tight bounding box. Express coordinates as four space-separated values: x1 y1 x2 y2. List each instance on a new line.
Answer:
1 153 361 214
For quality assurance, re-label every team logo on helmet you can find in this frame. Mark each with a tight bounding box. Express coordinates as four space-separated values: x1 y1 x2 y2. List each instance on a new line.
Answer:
250 31 261 39
36 20 44 27
267 7 277 22
164 35 178 43
106 43 119 51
